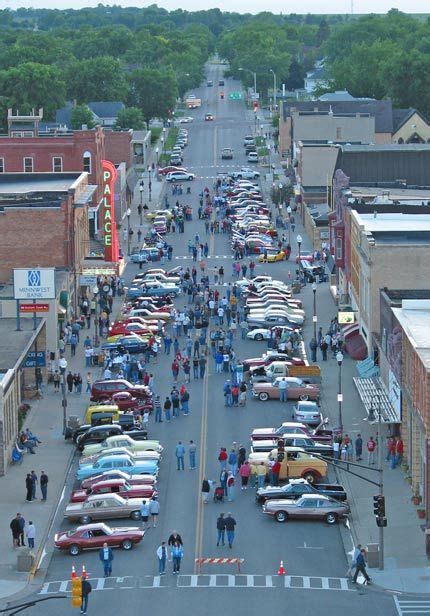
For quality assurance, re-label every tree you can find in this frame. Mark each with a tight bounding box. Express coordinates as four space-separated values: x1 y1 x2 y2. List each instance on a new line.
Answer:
64 57 127 103
286 58 304 90
127 67 178 124
70 105 95 130
115 107 145 130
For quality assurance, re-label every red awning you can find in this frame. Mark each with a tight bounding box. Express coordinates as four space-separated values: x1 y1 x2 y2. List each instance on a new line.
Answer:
344 332 367 360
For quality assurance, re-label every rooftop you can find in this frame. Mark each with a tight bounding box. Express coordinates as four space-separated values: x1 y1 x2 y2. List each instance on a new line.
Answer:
392 301 430 368
347 186 430 201
0 318 43 372
353 212 430 233
0 173 84 196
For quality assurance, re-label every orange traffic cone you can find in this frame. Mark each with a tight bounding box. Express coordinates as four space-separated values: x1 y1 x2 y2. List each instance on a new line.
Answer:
277 560 286 576
71 565 77 579
81 565 87 579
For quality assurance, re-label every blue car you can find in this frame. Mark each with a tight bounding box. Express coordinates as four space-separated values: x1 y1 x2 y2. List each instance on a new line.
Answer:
76 454 159 481
127 282 180 299
101 336 148 354
131 248 160 263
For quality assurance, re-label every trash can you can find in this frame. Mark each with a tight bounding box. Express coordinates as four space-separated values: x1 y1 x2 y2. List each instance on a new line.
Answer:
366 543 379 568
17 548 35 572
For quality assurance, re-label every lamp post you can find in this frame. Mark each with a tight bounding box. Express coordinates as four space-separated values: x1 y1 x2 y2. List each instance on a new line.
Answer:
155 147 159 166
296 234 302 277
312 282 317 340
126 207 131 256
238 67 257 98
287 205 292 245
336 351 344 435
269 68 277 111
368 392 385 570
59 357 67 435
148 166 152 202
139 184 143 206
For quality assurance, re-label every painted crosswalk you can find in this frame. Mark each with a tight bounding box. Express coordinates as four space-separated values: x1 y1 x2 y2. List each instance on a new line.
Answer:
39 574 352 594
395 597 430 615
173 255 233 260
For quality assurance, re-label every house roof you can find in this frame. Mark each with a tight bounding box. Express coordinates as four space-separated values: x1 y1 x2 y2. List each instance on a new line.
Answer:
300 144 339 188
283 99 394 133
335 144 430 187
318 90 356 102
88 102 124 119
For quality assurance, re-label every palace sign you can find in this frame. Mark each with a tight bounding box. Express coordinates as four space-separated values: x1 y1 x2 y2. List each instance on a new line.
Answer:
102 160 119 263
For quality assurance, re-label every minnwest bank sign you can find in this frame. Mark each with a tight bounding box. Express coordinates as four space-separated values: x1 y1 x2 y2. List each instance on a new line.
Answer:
13 268 56 299
102 160 119 263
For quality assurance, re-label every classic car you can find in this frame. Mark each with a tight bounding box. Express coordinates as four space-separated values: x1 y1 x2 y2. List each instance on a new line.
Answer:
293 400 324 426
158 166 188 176
79 448 161 467
252 377 320 402
243 351 296 371
70 478 157 503
258 251 286 263
247 314 301 330
101 335 149 355
251 421 333 443
145 209 173 220
82 435 163 457
247 308 304 326
90 380 152 403
75 426 148 452
140 272 181 284
251 433 333 457
256 478 347 504
246 325 297 341
75 454 158 481
295 251 314 263
130 247 160 263
262 494 350 524
80 470 156 490
248 447 327 483
64 493 145 523
247 304 305 320
54 523 145 555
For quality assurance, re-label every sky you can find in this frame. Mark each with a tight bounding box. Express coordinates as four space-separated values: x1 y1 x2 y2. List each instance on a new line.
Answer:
3 0 430 14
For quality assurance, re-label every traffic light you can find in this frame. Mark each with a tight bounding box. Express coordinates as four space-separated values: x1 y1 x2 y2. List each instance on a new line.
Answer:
71 578 81 608
373 495 385 517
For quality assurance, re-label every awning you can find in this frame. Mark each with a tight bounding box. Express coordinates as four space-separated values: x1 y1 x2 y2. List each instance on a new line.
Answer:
59 291 69 310
353 376 400 423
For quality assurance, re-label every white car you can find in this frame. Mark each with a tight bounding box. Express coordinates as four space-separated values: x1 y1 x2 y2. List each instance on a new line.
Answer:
246 325 296 341
247 309 304 326
166 171 195 182
141 273 181 284
231 168 260 180
247 152 259 163
178 117 194 123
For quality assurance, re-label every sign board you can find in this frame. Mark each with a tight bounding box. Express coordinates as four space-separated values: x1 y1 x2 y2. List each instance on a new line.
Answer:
20 303 49 313
338 311 355 324
79 275 98 286
23 351 46 368
14 268 55 300
229 92 242 100
102 160 119 264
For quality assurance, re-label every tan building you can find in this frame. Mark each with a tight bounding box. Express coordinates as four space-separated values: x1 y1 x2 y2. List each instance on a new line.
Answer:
392 108 430 144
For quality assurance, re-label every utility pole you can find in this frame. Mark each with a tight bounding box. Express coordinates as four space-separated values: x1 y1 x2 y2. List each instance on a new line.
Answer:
369 392 385 570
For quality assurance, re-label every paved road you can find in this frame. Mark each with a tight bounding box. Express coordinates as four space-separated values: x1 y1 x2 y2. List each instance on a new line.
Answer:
25 62 401 616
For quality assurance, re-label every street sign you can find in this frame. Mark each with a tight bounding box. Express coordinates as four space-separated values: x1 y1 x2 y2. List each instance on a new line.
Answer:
20 303 49 313
79 275 97 286
229 92 242 100
23 351 46 368
14 268 55 300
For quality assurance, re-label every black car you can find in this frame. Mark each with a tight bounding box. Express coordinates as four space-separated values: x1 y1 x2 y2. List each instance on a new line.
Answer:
256 480 347 503
73 424 148 451
101 337 149 355
218 80 225 86
251 434 333 458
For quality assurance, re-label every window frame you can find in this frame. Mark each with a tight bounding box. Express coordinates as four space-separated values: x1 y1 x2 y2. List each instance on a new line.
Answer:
52 156 63 172
23 157 34 173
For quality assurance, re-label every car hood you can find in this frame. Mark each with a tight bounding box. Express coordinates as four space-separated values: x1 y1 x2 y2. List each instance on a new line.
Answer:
252 428 276 436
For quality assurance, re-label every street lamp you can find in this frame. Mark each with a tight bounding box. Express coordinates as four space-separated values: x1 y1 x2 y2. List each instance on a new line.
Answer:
148 166 152 202
161 137 165 154
296 234 302 269
59 357 67 435
139 184 143 206
238 67 257 98
155 147 159 166
312 282 317 340
287 205 292 245
336 351 344 435
126 207 131 256
367 391 385 570
269 68 277 111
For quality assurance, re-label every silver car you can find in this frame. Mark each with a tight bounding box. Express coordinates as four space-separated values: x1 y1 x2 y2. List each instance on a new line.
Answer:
293 401 323 426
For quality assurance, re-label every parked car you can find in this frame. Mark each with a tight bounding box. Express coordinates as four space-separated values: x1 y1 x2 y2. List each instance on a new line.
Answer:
64 493 145 524
70 478 157 503
54 523 145 555
75 426 148 452
251 433 333 457
80 470 156 490
101 335 149 355
248 447 327 483
158 166 188 176
256 478 347 504
252 377 320 402
258 251 286 263
251 421 333 444
247 314 300 330
75 455 158 481
293 400 323 426
262 494 350 524
90 380 152 404
82 435 163 457
79 448 161 467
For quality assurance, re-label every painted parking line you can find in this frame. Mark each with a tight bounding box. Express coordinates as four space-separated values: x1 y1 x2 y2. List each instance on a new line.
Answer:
39 574 352 594
394 597 430 615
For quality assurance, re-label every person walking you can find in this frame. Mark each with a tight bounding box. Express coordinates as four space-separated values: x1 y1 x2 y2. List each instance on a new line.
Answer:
10 514 22 548
140 499 150 530
25 474 33 502
154 395 163 423
239 460 251 490
40 471 48 501
157 542 168 575
367 437 376 465
171 541 184 574
163 396 172 422
99 542 114 577
396 437 404 467
228 449 238 476
352 548 372 584
224 513 236 549
216 513 226 547
189 440 197 470
26 521 36 549
81 575 92 614
355 434 363 461
175 441 186 470
149 496 160 527
346 543 362 577
227 472 235 502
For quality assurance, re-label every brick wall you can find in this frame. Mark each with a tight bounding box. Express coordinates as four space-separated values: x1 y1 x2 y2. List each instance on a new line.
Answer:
104 130 132 168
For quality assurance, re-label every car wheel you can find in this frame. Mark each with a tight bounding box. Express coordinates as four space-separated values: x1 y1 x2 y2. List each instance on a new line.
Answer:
255 333 264 341
275 511 288 523
69 544 81 556
299 394 309 401
121 539 133 550
131 510 141 521
80 515 91 524
325 513 338 525
303 472 316 484
259 392 269 401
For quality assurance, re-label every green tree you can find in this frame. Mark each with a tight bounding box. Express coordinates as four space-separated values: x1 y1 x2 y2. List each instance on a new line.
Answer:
127 67 178 124
64 56 127 103
115 106 145 130
70 105 95 130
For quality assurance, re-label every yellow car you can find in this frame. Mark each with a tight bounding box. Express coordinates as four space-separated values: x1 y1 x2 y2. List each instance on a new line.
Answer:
248 447 327 483
258 251 286 263
145 209 173 220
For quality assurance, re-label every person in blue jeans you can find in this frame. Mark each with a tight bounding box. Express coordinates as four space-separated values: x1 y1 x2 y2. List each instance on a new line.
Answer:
216 513 226 546
156 542 167 575
189 440 197 470
224 513 236 549
171 542 184 573
175 441 185 470
99 543 114 577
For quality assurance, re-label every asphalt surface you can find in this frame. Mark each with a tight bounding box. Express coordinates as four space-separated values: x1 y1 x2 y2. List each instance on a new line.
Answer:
26 62 400 616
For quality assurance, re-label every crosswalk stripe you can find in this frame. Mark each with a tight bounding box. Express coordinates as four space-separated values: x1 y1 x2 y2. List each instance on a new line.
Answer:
395 598 430 615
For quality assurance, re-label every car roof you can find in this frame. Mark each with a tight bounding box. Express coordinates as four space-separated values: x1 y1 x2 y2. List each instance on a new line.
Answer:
86 493 123 502
297 400 318 408
298 494 330 501
75 523 112 531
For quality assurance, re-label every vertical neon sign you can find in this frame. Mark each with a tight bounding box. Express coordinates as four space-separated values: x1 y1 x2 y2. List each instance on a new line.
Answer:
102 160 119 263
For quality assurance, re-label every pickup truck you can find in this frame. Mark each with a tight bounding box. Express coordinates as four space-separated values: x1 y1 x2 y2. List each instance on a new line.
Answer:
248 447 327 484
256 478 347 503
250 361 322 384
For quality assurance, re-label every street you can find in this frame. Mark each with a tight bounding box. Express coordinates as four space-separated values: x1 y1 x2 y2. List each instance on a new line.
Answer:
25 62 399 616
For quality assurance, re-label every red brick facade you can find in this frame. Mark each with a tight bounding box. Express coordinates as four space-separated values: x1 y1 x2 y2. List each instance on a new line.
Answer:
104 130 132 168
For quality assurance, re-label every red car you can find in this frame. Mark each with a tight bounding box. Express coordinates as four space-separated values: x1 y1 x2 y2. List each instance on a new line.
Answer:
90 380 152 404
54 522 144 555
243 352 305 371
108 321 160 337
70 478 157 503
158 166 188 176
81 470 156 490
295 251 314 264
